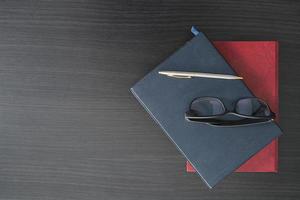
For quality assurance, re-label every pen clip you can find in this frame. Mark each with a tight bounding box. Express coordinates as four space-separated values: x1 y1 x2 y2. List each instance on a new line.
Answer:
167 74 192 79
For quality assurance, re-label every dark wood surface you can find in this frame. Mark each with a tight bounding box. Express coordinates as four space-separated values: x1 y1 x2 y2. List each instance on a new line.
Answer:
0 0 299 199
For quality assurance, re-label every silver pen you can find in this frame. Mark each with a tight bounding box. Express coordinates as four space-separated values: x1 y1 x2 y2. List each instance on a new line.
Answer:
158 71 243 80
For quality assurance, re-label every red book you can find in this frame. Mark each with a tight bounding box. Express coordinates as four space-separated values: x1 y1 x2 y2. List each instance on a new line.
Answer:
186 41 279 173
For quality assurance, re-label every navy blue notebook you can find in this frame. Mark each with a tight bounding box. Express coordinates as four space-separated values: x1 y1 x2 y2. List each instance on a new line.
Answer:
130 28 282 188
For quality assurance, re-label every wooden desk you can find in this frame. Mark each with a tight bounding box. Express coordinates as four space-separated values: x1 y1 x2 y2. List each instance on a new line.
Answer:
0 0 299 199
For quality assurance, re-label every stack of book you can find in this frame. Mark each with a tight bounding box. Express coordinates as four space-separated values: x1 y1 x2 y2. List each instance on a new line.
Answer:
131 27 282 188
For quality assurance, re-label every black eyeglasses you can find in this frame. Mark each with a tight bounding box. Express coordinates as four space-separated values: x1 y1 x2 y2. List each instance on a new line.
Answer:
185 97 275 126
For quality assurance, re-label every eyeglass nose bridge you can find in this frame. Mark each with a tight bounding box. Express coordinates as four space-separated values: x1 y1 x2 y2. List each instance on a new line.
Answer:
214 112 246 121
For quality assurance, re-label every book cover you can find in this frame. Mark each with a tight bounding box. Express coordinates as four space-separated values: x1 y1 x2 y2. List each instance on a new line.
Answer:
186 41 279 173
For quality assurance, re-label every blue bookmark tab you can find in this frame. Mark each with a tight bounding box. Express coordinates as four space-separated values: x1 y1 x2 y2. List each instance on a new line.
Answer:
191 26 200 36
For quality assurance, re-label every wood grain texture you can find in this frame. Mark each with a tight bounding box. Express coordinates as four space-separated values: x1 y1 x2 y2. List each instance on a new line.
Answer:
0 0 299 199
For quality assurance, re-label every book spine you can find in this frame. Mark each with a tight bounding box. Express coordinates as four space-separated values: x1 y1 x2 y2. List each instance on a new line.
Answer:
275 41 279 172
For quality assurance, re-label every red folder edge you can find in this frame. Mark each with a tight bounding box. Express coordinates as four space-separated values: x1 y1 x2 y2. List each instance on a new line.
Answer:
186 41 279 173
